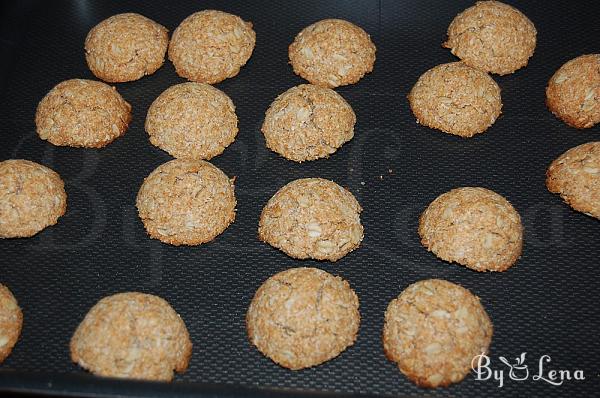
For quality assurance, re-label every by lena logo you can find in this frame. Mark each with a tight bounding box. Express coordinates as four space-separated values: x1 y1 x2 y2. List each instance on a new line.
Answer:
471 352 585 387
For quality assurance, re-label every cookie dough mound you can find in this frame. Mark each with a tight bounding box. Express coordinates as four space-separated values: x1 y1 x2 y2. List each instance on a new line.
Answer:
0 284 23 363
443 1 536 75
136 159 236 246
546 142 600 219
383 279 493 388
168 10 256 84
85 13 169 82
289 19 376 88
246 267 360 370
70 292 192 381
146 83 238 160
0 160 67 238
419 187 522 271
262 84 356 162
408 62 502 137
546 54 600 129
35 79 131 148
258 178 363 261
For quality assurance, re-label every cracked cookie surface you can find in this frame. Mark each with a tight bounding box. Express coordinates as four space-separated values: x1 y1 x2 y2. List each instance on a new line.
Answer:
70 292 192 381
408 62 502 137
246 267 360 370
262 84 355 162
35 79 131 148
0 284 23 363
383 279 493 388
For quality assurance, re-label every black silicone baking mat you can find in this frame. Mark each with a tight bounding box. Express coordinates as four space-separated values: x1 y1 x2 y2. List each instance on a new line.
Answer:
0 0 599 397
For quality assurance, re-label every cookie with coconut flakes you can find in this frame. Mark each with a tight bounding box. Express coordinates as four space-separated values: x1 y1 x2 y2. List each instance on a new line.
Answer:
0 284 23 363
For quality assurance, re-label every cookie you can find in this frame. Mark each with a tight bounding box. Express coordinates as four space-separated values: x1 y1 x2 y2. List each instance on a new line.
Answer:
419 187 522 272
289 19 376 88
383 279 493 388
35 79 131 148
262 84 356 162
136 159 236 246
258 178 363 261
70 292 192 381
145 83 238 160
168 10 256 84
408 62 502 137
546 54 600 129
246 267 360 370
0 284 23 363
85 13 169 83
0 160 67 238
546 142 600 219
443 1 537 75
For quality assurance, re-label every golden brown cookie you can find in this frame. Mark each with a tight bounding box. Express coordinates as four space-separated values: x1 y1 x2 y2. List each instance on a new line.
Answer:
0 160 67 238
262 84 356 162
258 178 363 261
289 19 376 88
408 62 502 137
443 1 537 75
136 159 236 246
168 10 256 84
35 79 131 148
546 142 600 219
419 187 522 272
70 292 192 381
85 13 169 83
0 284 23 363
383 279 493 388
146 83 238 160
246 267 360 370
546 54 600 129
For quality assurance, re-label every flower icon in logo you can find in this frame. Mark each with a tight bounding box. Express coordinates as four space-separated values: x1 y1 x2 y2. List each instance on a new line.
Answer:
499 352 529 381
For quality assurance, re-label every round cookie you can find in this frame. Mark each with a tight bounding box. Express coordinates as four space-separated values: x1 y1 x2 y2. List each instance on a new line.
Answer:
262 84 356 162
70 292 192 381
546 142 600 219
383 279 493 388
136 159 236 246
289 19 376 88
0 284 23 363
546 54 600 129
408 62 502 137
258 178 363 261
85 13 169 83
0 160 67 238
145 83 238 160
443 1 537 75
35 79 131 148
419 187 522 272
168 10 256 84
246 267 360 370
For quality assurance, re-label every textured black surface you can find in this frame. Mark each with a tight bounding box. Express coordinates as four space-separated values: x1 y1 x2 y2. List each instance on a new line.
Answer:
0 0 599 397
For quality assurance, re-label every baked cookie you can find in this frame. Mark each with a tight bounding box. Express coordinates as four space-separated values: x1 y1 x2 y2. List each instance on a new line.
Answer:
546 142 600 219
408 62 502 137
145 83 238 160
70 292 192 381
419 187 522 272
35 79 131 148
246 267 360 370
443 1 537 75
258 178 363 261
85 13 169 83
0 160 67 238
383 279 493 388
546 54 600 129
136 159 236 246
262 84 356 162
0 284 23 363
289 19 376 88
168 10 256 84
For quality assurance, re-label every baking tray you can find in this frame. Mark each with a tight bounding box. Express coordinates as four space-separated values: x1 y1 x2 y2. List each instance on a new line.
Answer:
0 0 599 397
